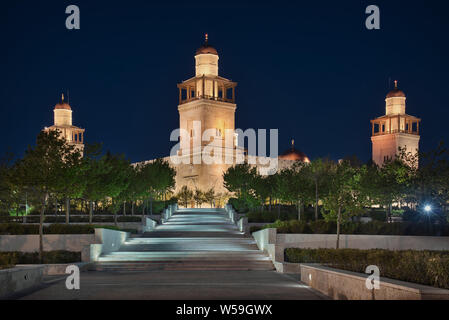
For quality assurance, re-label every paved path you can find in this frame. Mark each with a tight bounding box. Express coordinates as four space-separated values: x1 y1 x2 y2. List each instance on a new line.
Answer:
19 270 326 300
17 208 325 300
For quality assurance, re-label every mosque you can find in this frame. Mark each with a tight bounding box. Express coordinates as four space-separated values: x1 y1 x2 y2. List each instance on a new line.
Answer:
41 36 421 196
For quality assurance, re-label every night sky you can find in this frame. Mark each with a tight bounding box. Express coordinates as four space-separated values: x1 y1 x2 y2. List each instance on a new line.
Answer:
1 1 448 163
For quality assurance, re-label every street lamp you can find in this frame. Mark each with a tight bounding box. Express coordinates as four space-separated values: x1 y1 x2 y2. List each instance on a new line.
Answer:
424 205 432 213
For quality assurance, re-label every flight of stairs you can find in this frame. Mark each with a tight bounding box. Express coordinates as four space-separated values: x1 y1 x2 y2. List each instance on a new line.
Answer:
93 209 274 271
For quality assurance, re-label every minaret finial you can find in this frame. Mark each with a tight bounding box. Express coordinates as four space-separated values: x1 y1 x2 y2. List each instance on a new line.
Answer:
61 93 64 102
205 33 208 45
394 80 398 89
291 139 295 150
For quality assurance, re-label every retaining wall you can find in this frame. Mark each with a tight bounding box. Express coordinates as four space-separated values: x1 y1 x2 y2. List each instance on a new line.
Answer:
300 264 449 300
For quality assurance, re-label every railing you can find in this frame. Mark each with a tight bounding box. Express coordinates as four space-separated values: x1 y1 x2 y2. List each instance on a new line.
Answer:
180 95 235 105
160 203 178 223
373 129 419 136
224 203 249 234
0 215 143 224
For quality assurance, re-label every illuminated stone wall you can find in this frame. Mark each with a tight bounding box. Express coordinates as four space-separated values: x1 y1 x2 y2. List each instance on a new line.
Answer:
371 133 420 166
54 109 72 126
195 53 219 77
385 96 406 116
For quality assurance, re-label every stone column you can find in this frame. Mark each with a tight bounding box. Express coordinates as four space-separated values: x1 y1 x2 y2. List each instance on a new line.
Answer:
194 80 197 98
202 75 205 98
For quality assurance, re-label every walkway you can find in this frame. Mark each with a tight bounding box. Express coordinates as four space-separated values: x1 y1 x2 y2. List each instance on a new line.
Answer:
18 208 325 300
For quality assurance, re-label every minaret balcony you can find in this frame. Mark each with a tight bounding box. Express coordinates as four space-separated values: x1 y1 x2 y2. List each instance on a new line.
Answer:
372 129 420 137
179 94 235 105
177 75 237 105
371 114 421 137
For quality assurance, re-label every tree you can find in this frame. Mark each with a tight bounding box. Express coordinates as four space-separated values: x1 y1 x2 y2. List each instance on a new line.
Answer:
304 158 332 220
177 185 193 208
272 170 291 219
322 160 365 249
81 144 111 223
376 158 411 222
289 162 314 220
121 163 147 215
251 174 271 211
52 134 85 224
400 142 449 222
0 152 20 216
15 131 75 262
203 188 216 207
223 163 258 209
140 159 176 215
193 189 205 207
105 153 132 225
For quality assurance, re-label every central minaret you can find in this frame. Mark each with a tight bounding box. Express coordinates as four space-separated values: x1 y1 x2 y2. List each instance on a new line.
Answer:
174 35 238 192
371 81 421 166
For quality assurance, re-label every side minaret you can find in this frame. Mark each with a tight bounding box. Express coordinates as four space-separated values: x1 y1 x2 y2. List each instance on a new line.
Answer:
371 81 421 166
44 94 85 154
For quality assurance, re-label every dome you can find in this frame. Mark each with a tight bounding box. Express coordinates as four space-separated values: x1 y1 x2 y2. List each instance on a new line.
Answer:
54 94 71 110
279 140 310 162
196 46 218 55
386 80 406 98
195 33 218 56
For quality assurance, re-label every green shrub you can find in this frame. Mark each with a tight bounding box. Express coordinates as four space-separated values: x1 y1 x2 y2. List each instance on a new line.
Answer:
228 198 249 213
249 225 263 233
362 209 388 221
0 223 122 235
246 211 297 223
117 216 141 222
0 251 81 267
263 219 449 236
285 248 449 289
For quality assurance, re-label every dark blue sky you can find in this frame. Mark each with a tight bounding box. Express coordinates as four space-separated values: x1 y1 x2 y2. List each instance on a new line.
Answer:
1 0 448 163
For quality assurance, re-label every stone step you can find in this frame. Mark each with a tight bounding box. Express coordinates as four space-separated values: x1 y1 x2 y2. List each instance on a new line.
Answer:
94 209 271 272
98 251 270 261
125 237 256 243
121 238 258 252
118 245 259 252
141 232 244 238
92 261 274 271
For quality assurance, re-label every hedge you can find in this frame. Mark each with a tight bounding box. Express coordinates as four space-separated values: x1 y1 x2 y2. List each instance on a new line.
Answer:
246 211 297 223
1 215 142 224
249 225 263 233
285 248 449 289
0 251 81 268
264 219 449 236
0 223 122 235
